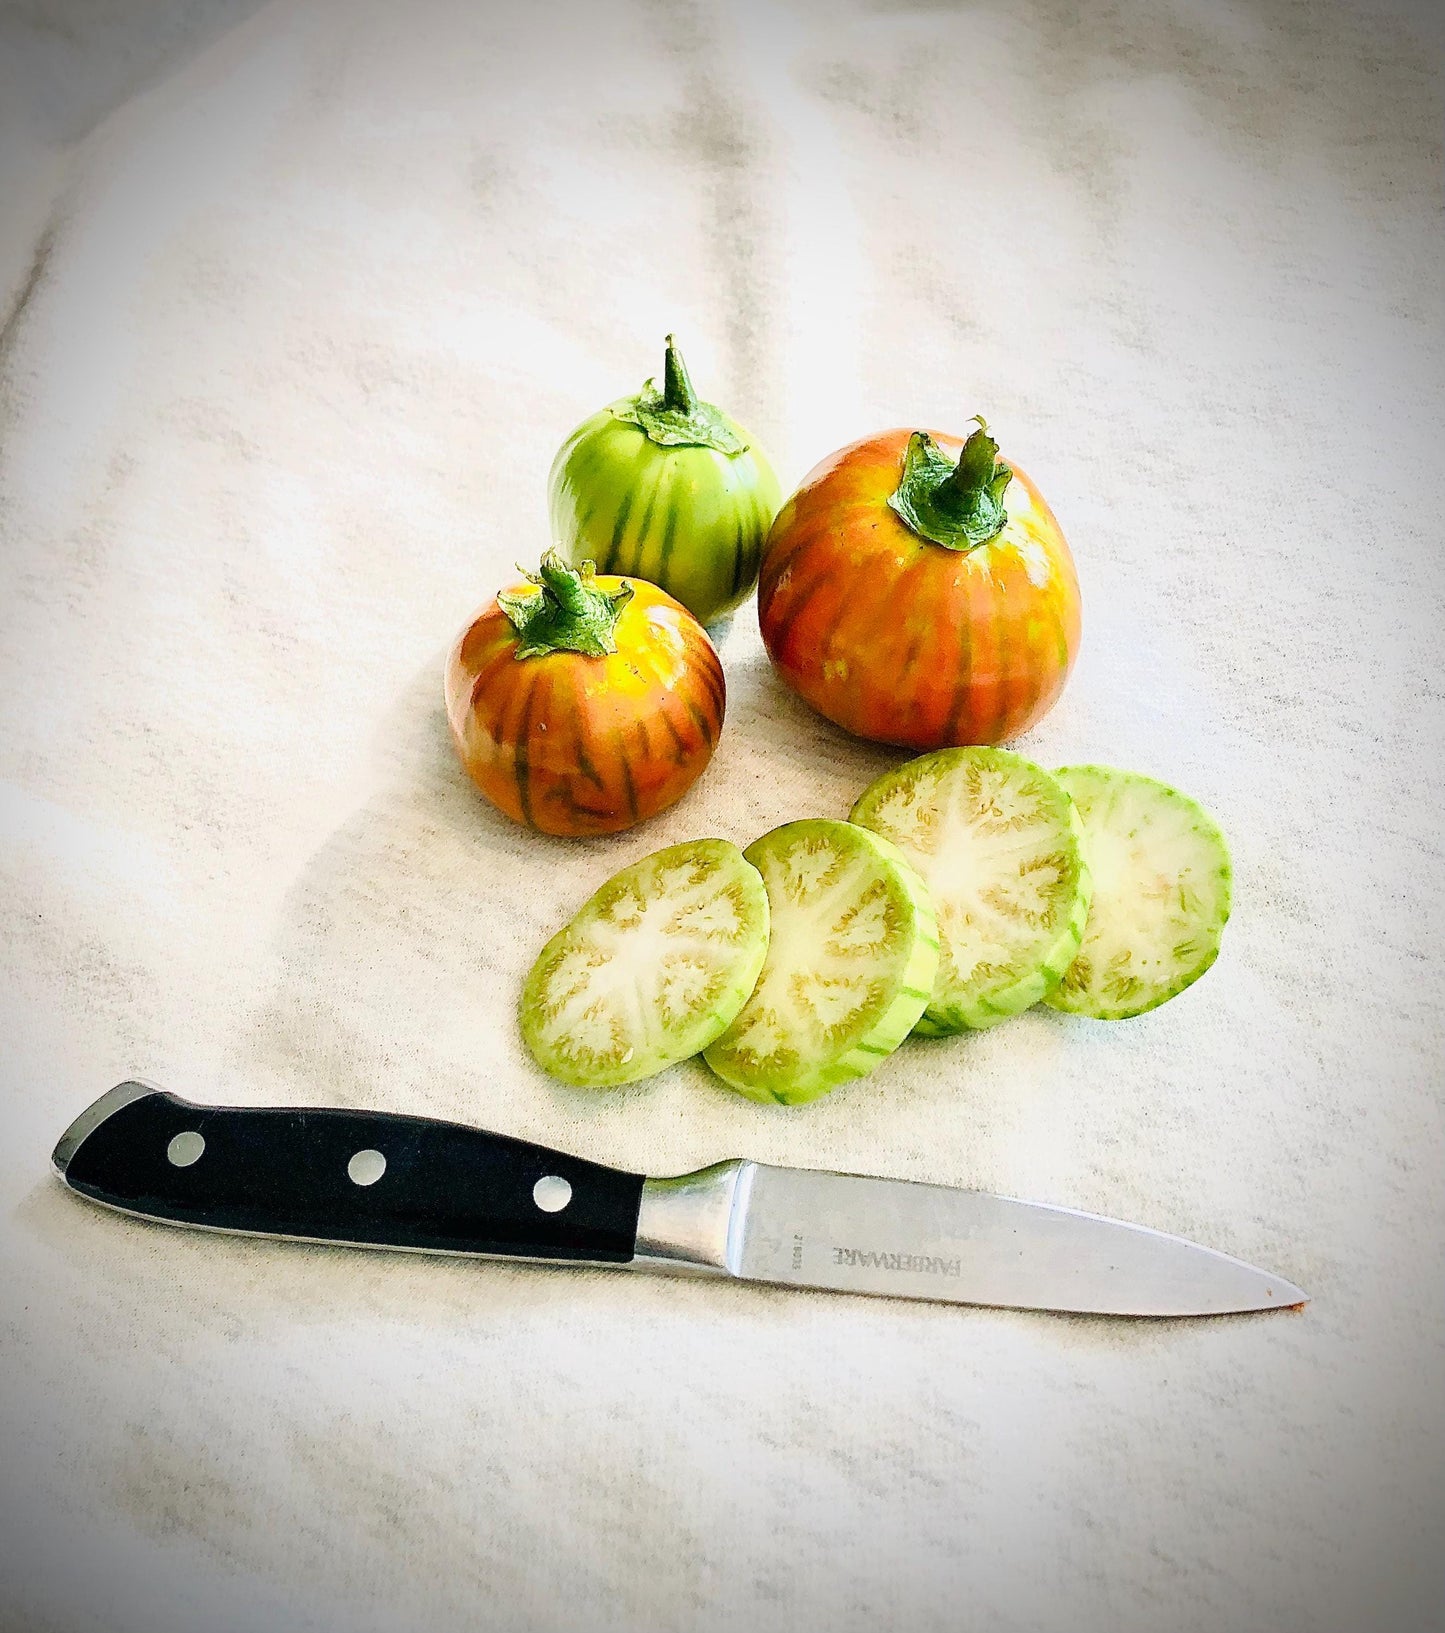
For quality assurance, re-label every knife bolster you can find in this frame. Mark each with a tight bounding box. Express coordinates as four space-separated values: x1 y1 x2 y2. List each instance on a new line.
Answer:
634 1161 752 1274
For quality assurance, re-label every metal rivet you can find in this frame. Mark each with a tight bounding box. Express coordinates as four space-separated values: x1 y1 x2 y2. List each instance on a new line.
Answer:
532 1175 572 1213
347 1149 386 1186
166 1131 205 1167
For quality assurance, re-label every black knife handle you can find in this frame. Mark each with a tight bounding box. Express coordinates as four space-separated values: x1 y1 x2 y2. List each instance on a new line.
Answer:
56 1083 644 1263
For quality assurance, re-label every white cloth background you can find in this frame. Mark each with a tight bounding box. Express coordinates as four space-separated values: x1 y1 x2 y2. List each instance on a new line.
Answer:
2 1 1442 1629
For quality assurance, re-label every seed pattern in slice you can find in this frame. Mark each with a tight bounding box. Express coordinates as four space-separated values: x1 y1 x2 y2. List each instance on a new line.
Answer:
703 820 938 1104
1044 766 1231 1020
850 747 1090 1033
520 839 769 1087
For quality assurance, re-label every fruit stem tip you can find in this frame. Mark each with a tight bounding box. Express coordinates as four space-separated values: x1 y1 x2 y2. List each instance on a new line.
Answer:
662 335 699 414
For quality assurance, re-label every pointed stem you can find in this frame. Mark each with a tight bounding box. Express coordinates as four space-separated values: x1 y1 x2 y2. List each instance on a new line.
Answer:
887 421 1013 551
936 419 1001 517
537 551 590 618
661 334 699 415
498 551 633 660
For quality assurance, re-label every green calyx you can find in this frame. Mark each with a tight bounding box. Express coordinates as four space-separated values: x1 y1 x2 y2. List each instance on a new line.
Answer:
610 335 748 455
887 418 1013 550
498 550 634 659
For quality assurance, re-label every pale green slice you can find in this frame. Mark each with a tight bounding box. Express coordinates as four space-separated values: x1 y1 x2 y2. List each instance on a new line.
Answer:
850 747 1090 1033
521 839 769 1087
703 820 938 1104
1044 766 1232 1020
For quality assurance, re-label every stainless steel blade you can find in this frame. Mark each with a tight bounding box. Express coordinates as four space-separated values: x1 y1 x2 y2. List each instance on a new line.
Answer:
720 1163 1306 1316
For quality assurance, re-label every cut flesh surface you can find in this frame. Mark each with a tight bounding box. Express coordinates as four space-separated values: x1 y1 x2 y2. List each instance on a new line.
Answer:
703 820 938 1103
1044 766 1231 1020
850 747 1090 1032
521 839 769 1086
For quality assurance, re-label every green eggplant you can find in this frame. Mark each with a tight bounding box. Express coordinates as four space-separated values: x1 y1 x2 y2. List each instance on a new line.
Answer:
547 336 781 627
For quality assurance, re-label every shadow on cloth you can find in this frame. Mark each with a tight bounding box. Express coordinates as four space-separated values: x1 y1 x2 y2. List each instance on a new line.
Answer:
225 640 905 1140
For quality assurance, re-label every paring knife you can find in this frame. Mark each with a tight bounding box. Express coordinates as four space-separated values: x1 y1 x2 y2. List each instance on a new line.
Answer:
52 1081 1307 1317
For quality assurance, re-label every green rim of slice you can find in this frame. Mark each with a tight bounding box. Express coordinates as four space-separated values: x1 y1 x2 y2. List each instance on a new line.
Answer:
520 839 770 1087
850 747 1091 1032
702 819 938 1104
1043 766 1232 1020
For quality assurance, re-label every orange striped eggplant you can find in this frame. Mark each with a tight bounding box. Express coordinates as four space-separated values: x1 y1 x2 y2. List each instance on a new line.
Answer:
445 553 724 836
757 420 1081 749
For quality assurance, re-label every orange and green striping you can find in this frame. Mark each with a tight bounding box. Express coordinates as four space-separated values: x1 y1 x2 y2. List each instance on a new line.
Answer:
445 575 724 837
758 428 1080 750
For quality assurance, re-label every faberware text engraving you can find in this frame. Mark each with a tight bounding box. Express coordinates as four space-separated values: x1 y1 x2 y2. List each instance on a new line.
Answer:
832 1247 962 1277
